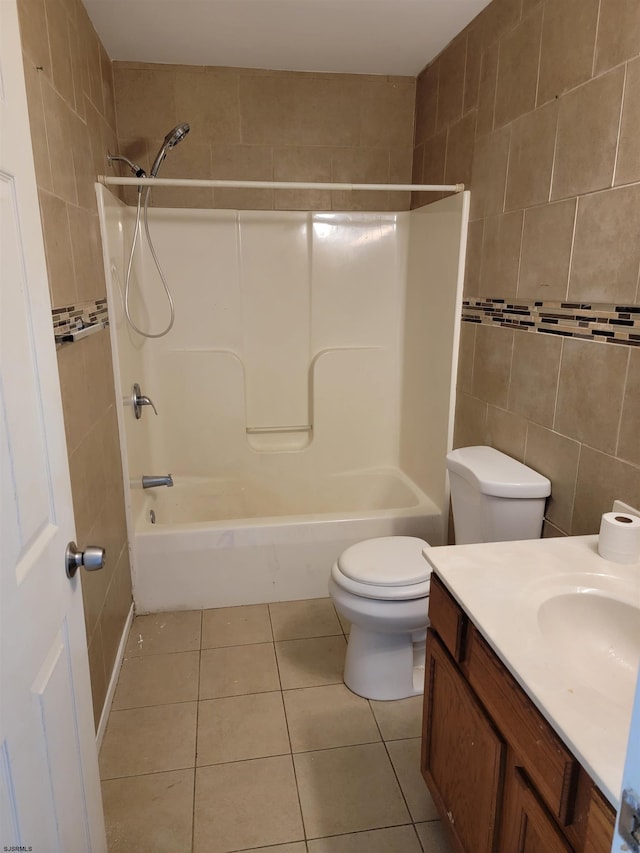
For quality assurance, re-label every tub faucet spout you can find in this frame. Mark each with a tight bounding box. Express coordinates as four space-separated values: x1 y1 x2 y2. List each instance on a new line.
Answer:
142 474 173 489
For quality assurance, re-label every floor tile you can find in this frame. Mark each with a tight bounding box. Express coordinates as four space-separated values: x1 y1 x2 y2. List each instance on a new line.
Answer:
197 691 290 765
113 651 199 710
386 738 439 822
202 603 272 648
239 846 307 853
307 825 423 852
275 635 346 689
283 683 380 752
99 702 197 779
199 643 280 698
193 755 304 853
294 742 410 838
102 768 194 853
414 820 454 853
370 695 424 741
125 610 201 657
269 598 342 640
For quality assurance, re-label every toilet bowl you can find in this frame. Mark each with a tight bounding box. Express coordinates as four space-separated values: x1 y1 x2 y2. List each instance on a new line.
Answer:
329 536 431 701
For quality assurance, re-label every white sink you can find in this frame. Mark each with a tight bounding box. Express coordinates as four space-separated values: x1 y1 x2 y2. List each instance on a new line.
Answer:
537 591 640 699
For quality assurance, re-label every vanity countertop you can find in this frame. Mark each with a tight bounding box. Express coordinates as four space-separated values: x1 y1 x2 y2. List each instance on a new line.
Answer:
423 534 640 807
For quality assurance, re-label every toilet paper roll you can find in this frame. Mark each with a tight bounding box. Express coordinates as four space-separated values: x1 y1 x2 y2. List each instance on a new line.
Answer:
598 512 640 563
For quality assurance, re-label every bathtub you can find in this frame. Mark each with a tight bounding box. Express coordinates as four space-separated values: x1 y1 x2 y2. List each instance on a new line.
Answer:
132 468 444 613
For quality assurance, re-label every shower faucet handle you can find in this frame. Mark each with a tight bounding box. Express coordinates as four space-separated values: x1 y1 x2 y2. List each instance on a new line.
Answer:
132 383 158 419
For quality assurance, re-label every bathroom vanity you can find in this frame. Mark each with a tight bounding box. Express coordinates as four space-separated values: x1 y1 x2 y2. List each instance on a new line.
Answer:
420 536 639 853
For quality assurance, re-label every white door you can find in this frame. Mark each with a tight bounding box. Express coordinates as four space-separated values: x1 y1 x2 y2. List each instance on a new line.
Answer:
0 2 107 850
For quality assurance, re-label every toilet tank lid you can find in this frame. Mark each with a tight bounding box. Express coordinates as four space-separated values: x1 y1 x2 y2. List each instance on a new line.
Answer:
446 446 551 498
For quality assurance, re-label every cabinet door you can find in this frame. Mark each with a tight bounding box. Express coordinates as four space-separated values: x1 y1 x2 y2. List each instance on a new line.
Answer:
500 765 573 853
422 631 505 853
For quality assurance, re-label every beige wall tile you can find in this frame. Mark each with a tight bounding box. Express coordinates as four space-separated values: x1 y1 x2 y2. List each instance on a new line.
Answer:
537 0 599 106
453 392 488 449
508 331 562 427
618 348 640 466
69 109 96 210
239 72 361 148
69 13 89 119
551 67 625 200
414 64 438 145
87 624 107 730
472 324 514 408
494 8 542 128
147 141 213 209
82 14 104 115
505 100 558 211
524 423 581 533
486 405 528 461
463 218 483 297
464 27 482 114
469 125 510 220
437 36 466 131
46 0 75 105
274 146 333 210
331 148 390 211
17 0 51 70
595 0 640 74
445 110 476 187
42 77 77 204
211 144 273 209
22 60 53 192
420 128 447 189
39 189 75 306
476 0 522 48
569 184 640 304
555 339 629 454
573 446 640 534
542 520 567 538
476 41 499 137
114 66 177 141
615 57 640 186
457 322 476 394
174 68 240 144
101 546 133 677
479 210 523 297
360 76 415 148
518 199 575 300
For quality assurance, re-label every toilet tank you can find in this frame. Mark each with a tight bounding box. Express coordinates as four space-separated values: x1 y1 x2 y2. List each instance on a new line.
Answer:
446 446 551 545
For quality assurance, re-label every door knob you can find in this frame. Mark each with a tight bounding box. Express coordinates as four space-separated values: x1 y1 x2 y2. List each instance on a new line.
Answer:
65 541 106 579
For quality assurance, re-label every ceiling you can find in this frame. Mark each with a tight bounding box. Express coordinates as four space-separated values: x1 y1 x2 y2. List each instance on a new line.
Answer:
82 0 492 77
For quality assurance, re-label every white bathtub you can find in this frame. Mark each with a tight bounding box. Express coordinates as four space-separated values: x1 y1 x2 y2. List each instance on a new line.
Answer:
132 468 444 613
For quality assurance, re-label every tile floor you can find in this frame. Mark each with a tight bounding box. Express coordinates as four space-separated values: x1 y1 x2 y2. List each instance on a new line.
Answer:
99 598 454 853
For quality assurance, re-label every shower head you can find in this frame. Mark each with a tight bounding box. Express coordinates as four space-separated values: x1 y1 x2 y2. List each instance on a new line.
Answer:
149 123 191 177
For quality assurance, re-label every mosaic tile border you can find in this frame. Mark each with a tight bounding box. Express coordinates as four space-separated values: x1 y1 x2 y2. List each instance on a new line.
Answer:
52 298 109 345
462 298 640 347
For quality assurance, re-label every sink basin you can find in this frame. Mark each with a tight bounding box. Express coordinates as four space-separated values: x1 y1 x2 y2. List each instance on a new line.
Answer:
537 591 640 699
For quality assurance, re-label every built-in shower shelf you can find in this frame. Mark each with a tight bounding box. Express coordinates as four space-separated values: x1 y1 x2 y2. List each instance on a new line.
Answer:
246 425 312 434
52 298 109 347
55 320 108 345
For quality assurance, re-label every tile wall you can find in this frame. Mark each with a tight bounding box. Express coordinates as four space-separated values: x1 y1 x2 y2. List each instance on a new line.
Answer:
17 0 132 727
414 0 640 536
112 62 416 211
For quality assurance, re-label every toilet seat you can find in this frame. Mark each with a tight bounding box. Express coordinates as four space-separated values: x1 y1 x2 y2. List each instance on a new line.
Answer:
333 536 432 601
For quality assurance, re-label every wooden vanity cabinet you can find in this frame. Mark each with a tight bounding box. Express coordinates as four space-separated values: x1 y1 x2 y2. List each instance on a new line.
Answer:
421 573 616 853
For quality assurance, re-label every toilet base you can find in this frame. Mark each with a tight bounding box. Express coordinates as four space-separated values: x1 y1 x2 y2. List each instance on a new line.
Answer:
343 623 426 701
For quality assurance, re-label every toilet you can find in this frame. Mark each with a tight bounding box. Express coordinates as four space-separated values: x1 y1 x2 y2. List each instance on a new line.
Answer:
329 446 551 700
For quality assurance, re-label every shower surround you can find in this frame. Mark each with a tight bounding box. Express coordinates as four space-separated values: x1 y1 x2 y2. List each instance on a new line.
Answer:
97 186 468 611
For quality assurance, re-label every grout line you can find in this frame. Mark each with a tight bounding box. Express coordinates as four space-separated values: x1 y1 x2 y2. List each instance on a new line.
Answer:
611 60 628 188
191 609 203 853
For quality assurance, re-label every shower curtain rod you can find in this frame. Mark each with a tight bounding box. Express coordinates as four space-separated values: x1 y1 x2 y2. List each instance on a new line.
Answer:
99 176 464 192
